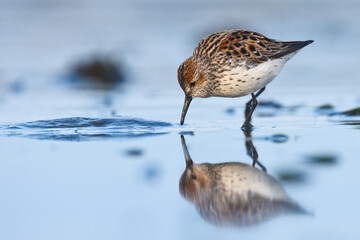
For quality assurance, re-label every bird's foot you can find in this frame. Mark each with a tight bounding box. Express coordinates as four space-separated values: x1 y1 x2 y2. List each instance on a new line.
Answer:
241 123 254 131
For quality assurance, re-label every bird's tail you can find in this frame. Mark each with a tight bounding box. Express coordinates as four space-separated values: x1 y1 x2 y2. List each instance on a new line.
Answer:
270 40 314 59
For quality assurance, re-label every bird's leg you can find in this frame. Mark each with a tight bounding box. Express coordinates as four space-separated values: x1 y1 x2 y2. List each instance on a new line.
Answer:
242 93 258 129
255 160 267 172
255 87 266 97
242 87 266 129
242 128 267 172
245 87 266 117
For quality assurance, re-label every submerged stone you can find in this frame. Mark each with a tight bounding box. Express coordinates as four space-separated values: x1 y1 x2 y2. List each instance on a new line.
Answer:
278 169 307 184
125 148 144 157
339 107 360 116
316 104 336 114
316 104 334 110
270 134 289 143
305 154 338 166
225 107 236 115
68 55 125 89
258 100 283 109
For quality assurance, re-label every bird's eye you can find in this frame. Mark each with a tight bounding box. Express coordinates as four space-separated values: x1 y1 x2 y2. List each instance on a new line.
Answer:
191 174 197 180
190 82 196 87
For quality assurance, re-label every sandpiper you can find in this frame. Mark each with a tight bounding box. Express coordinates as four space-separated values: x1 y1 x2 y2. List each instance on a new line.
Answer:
179 135 306 226
178 30 313 128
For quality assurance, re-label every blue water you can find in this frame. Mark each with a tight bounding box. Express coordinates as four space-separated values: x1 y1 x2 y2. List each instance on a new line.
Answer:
1 117 171 140
1 0 360 240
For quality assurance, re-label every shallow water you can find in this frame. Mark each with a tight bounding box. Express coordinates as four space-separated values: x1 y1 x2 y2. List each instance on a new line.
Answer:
1 117 171 140
1 0 360 239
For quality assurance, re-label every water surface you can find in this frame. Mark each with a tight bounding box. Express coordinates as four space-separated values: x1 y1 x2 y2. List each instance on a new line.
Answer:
1 0 360 239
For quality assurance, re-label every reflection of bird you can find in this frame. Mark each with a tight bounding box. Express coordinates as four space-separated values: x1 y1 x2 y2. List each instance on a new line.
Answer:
178 30 313 128
179 136 306 226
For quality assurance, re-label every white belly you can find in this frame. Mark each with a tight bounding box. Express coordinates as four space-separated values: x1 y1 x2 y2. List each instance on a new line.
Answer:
216 58 288 97
219 163 291 202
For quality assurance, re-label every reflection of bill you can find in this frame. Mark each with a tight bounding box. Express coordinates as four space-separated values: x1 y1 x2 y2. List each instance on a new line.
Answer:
179 135 307 227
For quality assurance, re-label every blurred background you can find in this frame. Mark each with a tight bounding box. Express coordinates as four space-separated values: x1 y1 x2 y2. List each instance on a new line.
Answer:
0 0 359 123
1 0 360 239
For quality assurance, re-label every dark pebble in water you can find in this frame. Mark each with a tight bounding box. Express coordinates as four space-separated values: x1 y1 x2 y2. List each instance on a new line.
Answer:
9 80 25 94
270 134 289 143
261 134 288 143
258 100 283 109
316 104 334 110
305 154 338 165
257 112 276 117
225 107 235 115
315 104 335 114
336 120 360 126
278 169 307 183
179 131 194 136
70 55 125 89
288 105 303 112
144 164 160 181
337 107 360 116
102 96 113 106
125 148 144 157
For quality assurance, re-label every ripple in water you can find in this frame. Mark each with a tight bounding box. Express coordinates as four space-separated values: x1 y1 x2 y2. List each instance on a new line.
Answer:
1 117 172 141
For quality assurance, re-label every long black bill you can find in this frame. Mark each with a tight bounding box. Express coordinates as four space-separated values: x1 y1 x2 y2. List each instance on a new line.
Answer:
180 135 193 167
180 95 192 125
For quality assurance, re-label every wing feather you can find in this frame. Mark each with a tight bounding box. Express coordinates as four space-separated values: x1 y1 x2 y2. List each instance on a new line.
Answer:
193 30 313 65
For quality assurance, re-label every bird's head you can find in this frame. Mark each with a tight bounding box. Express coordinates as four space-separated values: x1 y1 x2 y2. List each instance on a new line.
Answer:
177 57 208 125
179 136 209 202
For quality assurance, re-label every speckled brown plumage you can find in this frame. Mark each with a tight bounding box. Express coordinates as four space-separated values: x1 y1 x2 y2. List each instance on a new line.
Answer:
193 30 309 65
179 136 306 227
178 29 313 126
